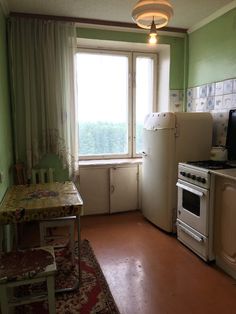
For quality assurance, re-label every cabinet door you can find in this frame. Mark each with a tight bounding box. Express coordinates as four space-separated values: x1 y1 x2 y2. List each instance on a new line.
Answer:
214 177 236 278
79 167 109 215
110 166 138 213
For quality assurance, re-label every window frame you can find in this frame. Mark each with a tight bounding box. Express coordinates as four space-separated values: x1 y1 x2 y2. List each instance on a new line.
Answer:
76 47 158 160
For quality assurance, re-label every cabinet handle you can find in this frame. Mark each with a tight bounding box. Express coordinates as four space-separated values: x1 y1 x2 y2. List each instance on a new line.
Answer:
111 185 115 193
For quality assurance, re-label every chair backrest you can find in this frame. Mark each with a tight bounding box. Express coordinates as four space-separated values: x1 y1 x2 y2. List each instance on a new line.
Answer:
14 163 27 185
31 168 55 184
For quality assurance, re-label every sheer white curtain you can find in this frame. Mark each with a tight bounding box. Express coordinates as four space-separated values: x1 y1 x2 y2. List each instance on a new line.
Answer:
8 17 78 179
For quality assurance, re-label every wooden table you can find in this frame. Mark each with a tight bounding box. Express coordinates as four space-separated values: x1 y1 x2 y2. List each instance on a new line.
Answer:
0 181 83 292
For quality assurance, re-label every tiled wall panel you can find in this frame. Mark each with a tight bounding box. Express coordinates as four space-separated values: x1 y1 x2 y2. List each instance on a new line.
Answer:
187 78 236 146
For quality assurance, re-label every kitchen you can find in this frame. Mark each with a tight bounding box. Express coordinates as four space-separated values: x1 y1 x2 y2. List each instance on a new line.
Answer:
0 1 236 313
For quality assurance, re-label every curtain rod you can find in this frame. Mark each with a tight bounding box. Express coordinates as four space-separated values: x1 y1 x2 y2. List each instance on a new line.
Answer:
10 12 187 34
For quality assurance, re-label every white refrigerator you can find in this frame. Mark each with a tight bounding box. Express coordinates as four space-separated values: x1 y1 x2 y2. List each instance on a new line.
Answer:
141 112 213 232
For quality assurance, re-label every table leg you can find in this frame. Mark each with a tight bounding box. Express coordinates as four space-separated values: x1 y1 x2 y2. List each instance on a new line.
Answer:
77 214 81 284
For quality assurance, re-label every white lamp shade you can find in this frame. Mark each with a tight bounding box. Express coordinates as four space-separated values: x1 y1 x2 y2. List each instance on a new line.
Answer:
132 0 173 29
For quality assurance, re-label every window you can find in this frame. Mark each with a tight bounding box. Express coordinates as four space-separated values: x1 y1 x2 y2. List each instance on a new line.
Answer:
76 49 157 159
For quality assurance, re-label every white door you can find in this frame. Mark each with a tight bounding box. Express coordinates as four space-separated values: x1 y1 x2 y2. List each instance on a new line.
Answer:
110 166 138 213
79 167 110 215
142 128 175 232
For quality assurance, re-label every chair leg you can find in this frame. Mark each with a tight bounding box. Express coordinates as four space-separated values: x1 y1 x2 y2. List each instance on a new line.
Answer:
0 285 10 314
69 223 75 265
47 275 56 314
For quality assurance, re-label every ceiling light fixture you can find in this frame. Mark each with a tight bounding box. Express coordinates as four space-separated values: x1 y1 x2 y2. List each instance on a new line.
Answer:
132 0 174 44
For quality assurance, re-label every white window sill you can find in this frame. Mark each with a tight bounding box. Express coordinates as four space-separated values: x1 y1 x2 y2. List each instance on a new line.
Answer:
79 158 142 167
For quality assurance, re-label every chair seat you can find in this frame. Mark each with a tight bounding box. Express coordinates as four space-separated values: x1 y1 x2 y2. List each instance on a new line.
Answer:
0 246 56 283
0 246 57 314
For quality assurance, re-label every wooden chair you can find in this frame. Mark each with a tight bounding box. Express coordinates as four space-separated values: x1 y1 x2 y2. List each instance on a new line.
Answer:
13 163 75 263
31 168 76 265
0 246 57 314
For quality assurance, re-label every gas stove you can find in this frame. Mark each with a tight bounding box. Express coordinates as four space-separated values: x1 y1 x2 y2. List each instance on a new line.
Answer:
186 160 235 170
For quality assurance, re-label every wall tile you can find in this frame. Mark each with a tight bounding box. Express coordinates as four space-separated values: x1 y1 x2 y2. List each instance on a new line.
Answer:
192 86 200 99
207 83 215 97
196 98 207 112
187 98 193 112
214 95 222 110
232 94 236 108
187 88 193 100
223 79 233 94
215 81 224 96
169 90 183 112
211 111 229 146
222 94 233 109
206 97 215 111
233 79 236 93
199 85 207 98
170 90 180 102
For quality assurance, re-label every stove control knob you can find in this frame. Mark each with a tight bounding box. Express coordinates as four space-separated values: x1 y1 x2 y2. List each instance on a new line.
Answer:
191 175 196 180
180 171 186 176
196 176 202 182
201 178 206 184
186 173 191 178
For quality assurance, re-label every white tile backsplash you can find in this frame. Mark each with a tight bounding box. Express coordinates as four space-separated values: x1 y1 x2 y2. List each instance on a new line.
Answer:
169 90 184 112
206 97 215 110
187 77 236 145
233 79 236 93
222 94 233 109
215 81 224 96
214 95 223 110
223 79 233 94
196 98 207 111
199 85 207 98
207 83 215 97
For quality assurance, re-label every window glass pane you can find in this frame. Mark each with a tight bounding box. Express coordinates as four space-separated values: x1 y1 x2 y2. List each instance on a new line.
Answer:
135 57 154 154
76 53 129 157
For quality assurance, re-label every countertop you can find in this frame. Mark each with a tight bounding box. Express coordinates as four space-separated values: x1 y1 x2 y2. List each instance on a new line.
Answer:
210 168 236 181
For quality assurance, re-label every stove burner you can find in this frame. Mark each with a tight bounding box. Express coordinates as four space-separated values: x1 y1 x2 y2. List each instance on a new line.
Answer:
187 160 235 170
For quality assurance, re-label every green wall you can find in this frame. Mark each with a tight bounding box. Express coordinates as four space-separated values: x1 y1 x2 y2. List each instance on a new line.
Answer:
0 6 13 200
188 8 236 87
77 28 186 90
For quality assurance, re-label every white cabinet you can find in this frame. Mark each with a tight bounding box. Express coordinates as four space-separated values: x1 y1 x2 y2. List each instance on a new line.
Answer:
79 163 140 215
214 176 236 279
110 166 138 213
79 167 110 215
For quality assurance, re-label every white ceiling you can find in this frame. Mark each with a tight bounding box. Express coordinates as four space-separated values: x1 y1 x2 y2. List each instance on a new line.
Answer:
7 0 236 29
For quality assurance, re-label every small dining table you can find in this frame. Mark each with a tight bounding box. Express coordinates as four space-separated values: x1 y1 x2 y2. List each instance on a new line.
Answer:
0 181 83 292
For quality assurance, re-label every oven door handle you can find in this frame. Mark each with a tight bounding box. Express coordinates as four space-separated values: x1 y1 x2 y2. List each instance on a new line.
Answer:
177 221 204 243
176 182 204 197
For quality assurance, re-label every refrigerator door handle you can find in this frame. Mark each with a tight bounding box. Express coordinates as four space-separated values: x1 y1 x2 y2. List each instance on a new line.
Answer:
142 151 148 157
176 182 204 197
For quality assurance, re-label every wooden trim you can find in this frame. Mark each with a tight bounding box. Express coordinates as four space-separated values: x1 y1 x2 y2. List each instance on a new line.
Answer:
10 12 187 33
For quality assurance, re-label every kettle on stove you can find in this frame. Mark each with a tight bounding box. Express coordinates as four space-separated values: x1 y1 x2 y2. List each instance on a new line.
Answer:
210 146 228 161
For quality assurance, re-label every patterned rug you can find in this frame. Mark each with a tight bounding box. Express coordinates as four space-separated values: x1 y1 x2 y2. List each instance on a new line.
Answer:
15 239 120 314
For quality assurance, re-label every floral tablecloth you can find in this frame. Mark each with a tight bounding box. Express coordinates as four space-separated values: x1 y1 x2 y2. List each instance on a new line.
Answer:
0 181 83 225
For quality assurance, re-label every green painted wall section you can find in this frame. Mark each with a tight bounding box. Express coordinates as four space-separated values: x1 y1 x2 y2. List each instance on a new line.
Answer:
77 28 186 90
0 7 13 201
188 8 236 87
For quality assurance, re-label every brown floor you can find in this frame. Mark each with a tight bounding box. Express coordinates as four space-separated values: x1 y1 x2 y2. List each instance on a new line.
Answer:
81 211 236 314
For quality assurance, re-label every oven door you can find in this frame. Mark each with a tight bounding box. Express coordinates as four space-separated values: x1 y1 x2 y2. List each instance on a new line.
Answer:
176 179 209 236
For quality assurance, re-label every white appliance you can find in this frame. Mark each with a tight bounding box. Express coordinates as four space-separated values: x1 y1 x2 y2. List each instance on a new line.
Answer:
177 162 213 261
141 112 213 232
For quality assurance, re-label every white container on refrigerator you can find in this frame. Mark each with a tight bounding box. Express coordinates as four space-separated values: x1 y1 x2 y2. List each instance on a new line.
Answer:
141 112 213 232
